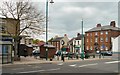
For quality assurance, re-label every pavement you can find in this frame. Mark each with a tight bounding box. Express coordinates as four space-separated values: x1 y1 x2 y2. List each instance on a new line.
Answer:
2 55 112 66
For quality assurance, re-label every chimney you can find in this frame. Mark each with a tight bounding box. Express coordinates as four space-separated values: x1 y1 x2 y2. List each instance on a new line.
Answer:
96 24 101 27
77 33 80 37
64 34 67 37
110 21 116 27
55 35 58 38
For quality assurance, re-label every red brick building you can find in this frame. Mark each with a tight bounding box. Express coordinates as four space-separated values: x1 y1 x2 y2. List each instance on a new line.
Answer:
85 21 120 53
49 34 69 51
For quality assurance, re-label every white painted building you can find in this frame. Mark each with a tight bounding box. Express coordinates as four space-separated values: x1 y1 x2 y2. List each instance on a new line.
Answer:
111 35 120 52
68 33 84 53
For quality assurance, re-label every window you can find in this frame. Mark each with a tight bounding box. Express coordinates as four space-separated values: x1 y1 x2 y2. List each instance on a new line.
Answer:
106 31 108 35
100 38 103 42
95 37 98 42
91 39 92 42
95 32 98 35
87 39 88 42
106 37 108 42
87 46 89 50
78 41 79 45
74 41 76 45
106 46 108 50
101 44 105 50
90 46 92 50
101 46 103 50
90 33 92 36
101 31 103 35
87 33 89 36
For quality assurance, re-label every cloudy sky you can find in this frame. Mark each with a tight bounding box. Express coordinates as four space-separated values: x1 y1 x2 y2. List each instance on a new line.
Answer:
34 0 119 41
0 0 119 41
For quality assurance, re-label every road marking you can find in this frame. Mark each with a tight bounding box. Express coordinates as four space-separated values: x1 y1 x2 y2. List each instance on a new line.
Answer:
19 70 45 73
12 68 24 70
69 64 77 67
18 68 60 73
79 63 98 67
33 66 41 68
105 61 120 64
47 68 60 71
27 65 32 66
58 63 63 65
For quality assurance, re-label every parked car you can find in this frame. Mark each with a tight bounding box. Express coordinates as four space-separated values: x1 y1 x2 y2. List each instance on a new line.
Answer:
101 51 112 56
32 49 40 56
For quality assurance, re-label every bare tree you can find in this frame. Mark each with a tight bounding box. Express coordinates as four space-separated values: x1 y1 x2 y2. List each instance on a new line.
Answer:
0 0 45 60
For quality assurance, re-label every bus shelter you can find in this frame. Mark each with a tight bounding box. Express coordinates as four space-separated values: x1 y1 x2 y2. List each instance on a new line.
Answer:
0 41 13 64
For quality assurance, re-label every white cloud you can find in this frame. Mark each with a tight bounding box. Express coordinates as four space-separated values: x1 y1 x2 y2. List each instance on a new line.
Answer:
0 1 118 41
46 2 118 41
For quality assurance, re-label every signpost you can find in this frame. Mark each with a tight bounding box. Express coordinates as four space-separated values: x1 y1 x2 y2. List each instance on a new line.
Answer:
81 19 84 60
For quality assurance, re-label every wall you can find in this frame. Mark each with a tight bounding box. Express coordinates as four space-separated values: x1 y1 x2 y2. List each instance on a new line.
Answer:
112 35 120 52
1 18 20 35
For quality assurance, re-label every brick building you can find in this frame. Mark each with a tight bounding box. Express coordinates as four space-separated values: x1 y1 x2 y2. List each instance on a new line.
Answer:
0 18 20 35
49 34 69 51
85 21 120 53
0 18 20 64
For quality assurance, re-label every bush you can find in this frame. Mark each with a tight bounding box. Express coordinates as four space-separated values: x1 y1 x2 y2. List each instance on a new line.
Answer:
85 53 90 59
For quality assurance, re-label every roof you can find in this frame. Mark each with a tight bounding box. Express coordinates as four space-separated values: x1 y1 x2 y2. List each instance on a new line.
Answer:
0 41 12 45
86 25 120 32
68 35 85 43
52 37 64 42
38 42 45 46
44 44 56 48
75 35 82 40
68 38 75 43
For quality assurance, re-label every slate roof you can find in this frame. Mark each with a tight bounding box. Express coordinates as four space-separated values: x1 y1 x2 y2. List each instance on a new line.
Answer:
86 25 120 32
68 38 75 43
75 35 82 40
68 35 85 43
52 37 64 42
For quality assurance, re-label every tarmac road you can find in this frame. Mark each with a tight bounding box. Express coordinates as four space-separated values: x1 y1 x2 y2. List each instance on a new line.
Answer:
2 58 119 75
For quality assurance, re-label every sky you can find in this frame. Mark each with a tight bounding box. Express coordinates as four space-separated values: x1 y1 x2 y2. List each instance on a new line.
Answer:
0 0 119 41
33 1 119 41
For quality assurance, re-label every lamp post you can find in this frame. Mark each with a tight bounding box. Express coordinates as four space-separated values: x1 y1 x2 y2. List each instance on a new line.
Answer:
45 0 54 60
81 19 84 60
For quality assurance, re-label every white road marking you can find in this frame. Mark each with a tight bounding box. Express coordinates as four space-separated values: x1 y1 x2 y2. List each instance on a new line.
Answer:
105 61 120 64
12 68 24 70
19 70 45 73
47 68 60 71
27 65 32 66
18 68 60 73
79 63 98 67
32 66 41 68
69 64 77 67
58 63 63 65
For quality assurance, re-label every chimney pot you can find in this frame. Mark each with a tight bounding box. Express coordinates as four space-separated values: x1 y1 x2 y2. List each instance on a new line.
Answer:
110 21 116 27
77 33 80 37
64 34 67 36
97 24 101 27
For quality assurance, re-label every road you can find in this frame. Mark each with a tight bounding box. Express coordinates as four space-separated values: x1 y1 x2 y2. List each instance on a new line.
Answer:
1 54 120 75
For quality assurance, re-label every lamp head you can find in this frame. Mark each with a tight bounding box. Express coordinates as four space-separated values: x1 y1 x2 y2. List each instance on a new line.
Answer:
50 0 54 3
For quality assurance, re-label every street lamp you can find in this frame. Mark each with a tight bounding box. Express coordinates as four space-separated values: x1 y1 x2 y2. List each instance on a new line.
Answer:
45 0 54 60
81 19 84 60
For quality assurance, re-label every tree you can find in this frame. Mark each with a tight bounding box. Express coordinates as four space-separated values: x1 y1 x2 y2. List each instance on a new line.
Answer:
33 39 40 44
0 0 45 60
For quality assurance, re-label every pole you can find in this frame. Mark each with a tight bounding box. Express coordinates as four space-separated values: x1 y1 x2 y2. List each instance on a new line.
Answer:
46 0 48 60
81 19 84 60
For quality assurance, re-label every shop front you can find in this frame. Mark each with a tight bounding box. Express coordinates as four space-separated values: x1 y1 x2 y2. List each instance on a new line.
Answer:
0 41 13 64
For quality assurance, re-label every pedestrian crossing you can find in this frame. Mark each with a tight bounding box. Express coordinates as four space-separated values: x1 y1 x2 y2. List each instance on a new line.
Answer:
78 63 98 67
57 60 120 68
